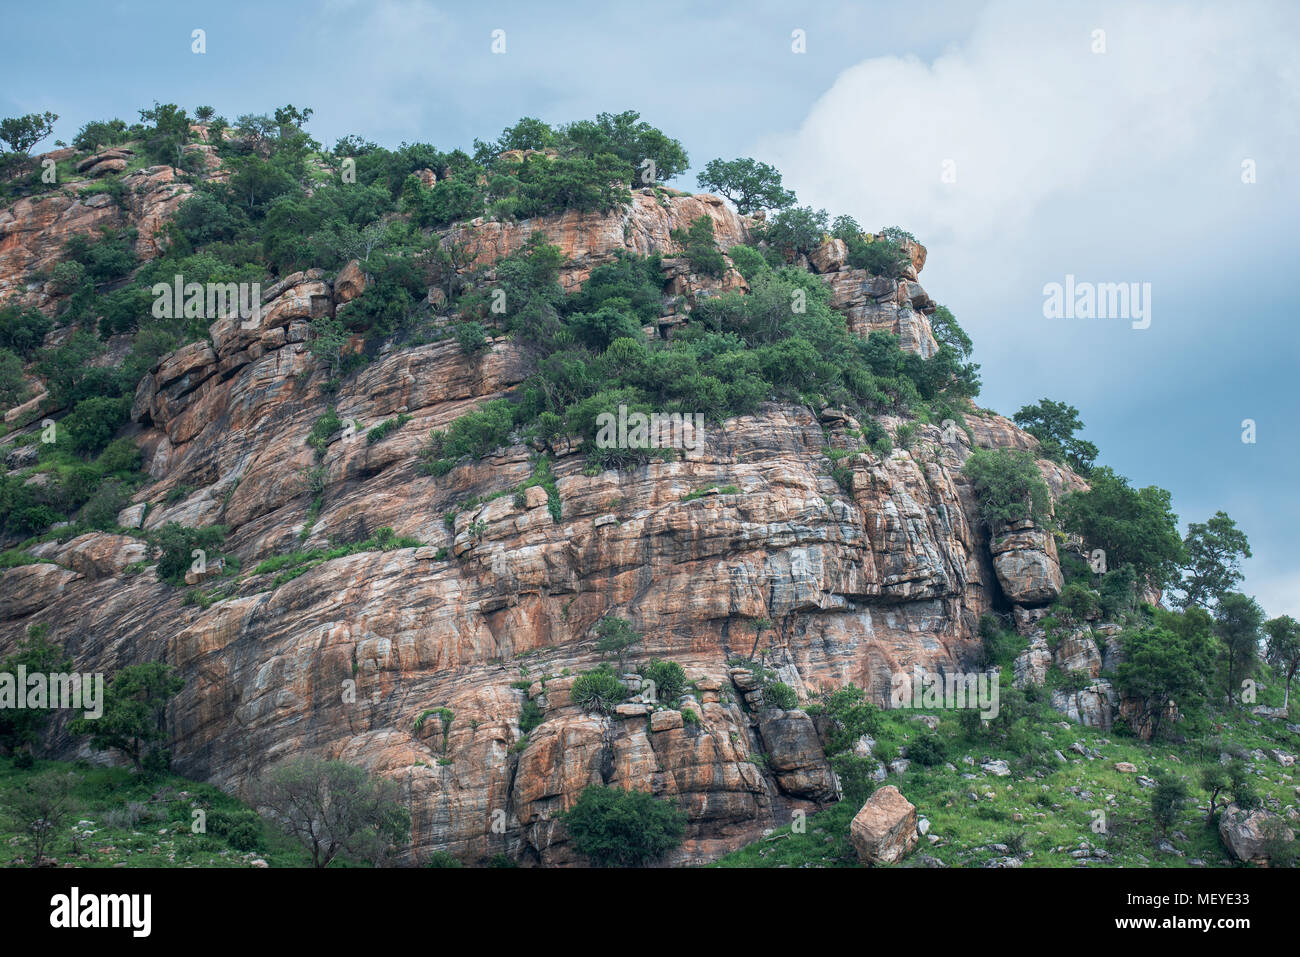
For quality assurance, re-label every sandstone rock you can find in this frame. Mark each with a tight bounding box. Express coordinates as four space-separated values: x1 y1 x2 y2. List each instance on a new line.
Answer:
1050 680 1116 729
1219 804 1294 863
4 444 39 470
650 709 683 732
990 521 1062 606
334 259 367 303
808 238 847 273
850 785 918 865
757 708 837 801
1267 748 1295 767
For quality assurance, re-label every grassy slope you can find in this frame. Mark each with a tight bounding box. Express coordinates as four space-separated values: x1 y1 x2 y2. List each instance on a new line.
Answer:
716 683 1298 868
0 758 311 868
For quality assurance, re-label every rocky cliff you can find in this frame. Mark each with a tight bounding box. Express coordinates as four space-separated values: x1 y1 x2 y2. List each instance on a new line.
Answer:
0 155 1087 865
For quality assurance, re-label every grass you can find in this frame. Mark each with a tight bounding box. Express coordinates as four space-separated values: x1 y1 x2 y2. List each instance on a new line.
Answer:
0 756 311 868
715 684 1298 868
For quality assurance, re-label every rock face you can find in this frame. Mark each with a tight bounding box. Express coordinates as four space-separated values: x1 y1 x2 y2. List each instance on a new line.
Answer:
0 179 1084 865
850 785 918 865
990 521 1063 606
0 159 197 310
1218 804 1294 863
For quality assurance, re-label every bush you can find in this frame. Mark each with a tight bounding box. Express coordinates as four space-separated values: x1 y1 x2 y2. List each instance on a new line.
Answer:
830 754 877 804
570 669 625 715
907 731 947 766
726 244 767 280
152 522 227 583
0 303 53 357
671 215 727 278
62 396 130 456
642 659 686 704
518 699 544 734
962 447 1051 531
1151 773 1187 833
454 321 489 354
561 784 687 867
765 680 798 710
425 851 464 868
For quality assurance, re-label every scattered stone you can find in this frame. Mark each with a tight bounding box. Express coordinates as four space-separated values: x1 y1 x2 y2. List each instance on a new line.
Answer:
981 759 1011 777
1114 762 1137 773
849 785 918 865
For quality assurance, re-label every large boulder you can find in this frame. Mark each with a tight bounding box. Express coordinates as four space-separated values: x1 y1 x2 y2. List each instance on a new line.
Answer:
850 785 918 865
1219 804 1294 864
990 521 1062 606
757 708 838 802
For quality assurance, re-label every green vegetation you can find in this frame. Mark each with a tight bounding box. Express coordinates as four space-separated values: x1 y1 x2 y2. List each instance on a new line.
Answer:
571 668 626 715
696 157 796 214
561 784 687 867
1013 398 1098 474
67 663 185 773
0 756 309 867
962 447 1051 530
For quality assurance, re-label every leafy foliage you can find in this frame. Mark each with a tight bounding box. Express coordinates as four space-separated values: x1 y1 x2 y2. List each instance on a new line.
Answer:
561 784 687 867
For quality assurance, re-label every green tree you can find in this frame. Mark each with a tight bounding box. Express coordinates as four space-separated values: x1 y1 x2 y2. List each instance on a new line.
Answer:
561 784 687 867
594 616 642 672
1057 467 1185 592
696 157 796 214
6 770 78 866
0 111 59 155
1175 511 1252 610
961 447 1051 531
1263 614 1300 710
253 757 410 867
559 110 689 183
0 625 72 755
1012 398 1098 474
760 206 828 257
1214 592 1263 704
1115 618 1215 740
67 663 184 772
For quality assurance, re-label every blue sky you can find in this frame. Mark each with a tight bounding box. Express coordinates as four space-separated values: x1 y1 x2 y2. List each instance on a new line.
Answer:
4 0 1297 617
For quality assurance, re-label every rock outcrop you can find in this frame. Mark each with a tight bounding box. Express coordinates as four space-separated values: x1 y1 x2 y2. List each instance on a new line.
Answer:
849 785 918 864
0 177 1083 865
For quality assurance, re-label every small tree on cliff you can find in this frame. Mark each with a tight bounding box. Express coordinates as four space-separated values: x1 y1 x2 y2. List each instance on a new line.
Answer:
961 447 1051 532
697 157 796 214
0 112 59 156
253 757 410 868
562 784 686 867
68 663 184 773
1264 614 1300 711
594 616 642 673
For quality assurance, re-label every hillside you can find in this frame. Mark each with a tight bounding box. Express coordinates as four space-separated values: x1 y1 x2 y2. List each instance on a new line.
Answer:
0 108 1294 868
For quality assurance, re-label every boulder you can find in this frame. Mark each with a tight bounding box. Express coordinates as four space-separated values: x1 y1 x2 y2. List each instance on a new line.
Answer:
850 785 918 865
1218 804 1294 863
334 259 367 303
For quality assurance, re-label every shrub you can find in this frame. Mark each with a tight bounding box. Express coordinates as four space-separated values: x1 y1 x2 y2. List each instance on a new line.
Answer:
642 659 687 704
671 215 727 278
571 669 626 715
962 447 1051 530
62 395 130 456
151 522 227 584
518 699 544 734
561 784 687 867
0 303 53 357
765 681 798 710
907 731 947 766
